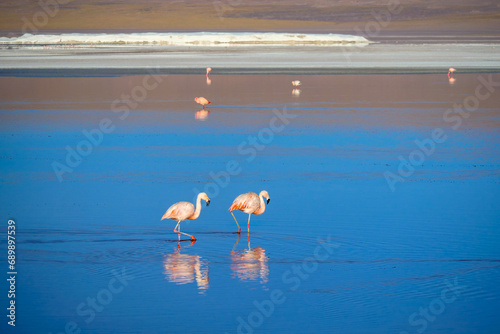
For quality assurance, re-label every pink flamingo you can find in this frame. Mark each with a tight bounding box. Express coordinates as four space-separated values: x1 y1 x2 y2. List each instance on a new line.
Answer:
229 191 270 233
448 68 456 79
206 68 212 85
194 97 211 109
161 192 211 241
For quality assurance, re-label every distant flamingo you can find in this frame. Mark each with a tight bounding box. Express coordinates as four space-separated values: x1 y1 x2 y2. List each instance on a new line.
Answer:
292 80 301 87
206 68 212 85
161 192 211 241
448 68 456 79
195 97 211 109
229 191 270 233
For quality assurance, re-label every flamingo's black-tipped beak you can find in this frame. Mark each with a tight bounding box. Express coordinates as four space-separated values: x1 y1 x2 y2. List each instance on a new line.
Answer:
267 198 270 205
206 200 211 207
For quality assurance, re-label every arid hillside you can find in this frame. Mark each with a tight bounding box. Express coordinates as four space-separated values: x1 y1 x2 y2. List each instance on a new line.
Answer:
0 0 499 40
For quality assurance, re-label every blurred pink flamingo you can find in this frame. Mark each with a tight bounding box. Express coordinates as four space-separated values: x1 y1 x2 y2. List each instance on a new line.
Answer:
206 68 212 85
448 68 456 79
195 97 211 109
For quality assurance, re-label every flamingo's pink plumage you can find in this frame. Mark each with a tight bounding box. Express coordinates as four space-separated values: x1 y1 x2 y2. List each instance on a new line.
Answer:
195 97 211 109
229 191 270 233
448 68 456 79
162 192 210 241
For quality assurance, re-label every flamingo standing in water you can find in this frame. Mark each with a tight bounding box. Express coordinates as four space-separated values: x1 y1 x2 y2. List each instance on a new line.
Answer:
292 80 301 87
161 192 211 241
206 67 212 85
229 191 270 234
448 68 456 79
195 97 211 109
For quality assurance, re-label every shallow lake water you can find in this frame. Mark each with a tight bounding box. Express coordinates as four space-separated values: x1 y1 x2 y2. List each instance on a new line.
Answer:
0 73 499 333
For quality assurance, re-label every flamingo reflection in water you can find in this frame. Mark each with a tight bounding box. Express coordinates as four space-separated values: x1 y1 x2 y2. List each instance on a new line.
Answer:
230 234 269 284
195 109 210 121
163 245 209 293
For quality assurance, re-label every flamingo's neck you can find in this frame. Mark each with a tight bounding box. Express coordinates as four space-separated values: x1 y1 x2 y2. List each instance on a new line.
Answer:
189 194 203 219
253 194 266 215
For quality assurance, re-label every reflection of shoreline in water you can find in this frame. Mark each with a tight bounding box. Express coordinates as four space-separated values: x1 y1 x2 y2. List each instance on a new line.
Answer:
230 237 269 284
163 250 209 292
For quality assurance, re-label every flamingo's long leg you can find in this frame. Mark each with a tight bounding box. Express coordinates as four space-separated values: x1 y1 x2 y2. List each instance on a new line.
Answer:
174 221 196 241
173 221 181 241
247 214 251 233
231 211 242 234
179 230 196 241
179 224 196 241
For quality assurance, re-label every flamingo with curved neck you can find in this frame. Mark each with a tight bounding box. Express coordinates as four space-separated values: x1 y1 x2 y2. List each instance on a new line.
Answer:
228 190 270 233
161 192 210 241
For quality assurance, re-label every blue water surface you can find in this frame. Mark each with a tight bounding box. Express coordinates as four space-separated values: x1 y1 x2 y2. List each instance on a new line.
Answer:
0 73 499 334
